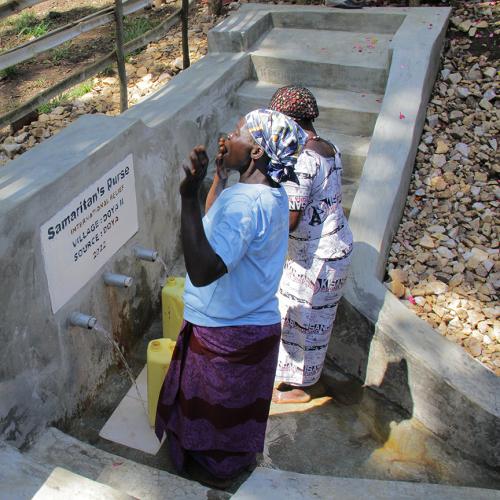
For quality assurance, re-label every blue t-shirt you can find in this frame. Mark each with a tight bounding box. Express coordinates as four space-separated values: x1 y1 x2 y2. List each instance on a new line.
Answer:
183 182 289 327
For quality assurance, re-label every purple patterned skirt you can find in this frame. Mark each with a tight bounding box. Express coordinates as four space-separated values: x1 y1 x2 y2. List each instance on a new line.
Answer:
155 321 281 479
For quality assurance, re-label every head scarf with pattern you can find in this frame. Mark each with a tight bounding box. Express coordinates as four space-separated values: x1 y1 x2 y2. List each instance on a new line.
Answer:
244 109 307 184
268 85 319 121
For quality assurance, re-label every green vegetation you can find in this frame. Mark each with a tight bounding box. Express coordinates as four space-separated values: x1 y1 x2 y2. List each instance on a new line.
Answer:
36 80 93 114
11 12 38 32
124 17 153 43
12 12 50 38
50 42 72 63
34 77 47 87
67 81 93 99
37 101 56 114
0 65 19 78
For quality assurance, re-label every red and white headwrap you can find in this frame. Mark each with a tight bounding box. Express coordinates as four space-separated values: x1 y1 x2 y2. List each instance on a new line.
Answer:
269 85 319 121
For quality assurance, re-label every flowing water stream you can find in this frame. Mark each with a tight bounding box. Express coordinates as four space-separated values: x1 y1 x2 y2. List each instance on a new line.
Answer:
93 322 148 418
157 255 171 286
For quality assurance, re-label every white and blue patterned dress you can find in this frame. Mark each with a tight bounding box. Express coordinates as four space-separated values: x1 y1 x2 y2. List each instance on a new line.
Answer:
276 146 353 387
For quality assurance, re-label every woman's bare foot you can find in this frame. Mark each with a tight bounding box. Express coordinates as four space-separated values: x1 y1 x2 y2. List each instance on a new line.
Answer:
272 383 312 404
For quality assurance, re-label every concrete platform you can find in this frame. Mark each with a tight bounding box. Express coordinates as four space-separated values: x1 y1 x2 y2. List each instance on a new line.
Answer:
26 428 222 500
53 320 500 494
233 468 500 500
0 442 52 500
32 467 135 500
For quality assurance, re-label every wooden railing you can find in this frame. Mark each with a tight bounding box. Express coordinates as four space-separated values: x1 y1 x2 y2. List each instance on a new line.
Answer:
0 0 192 128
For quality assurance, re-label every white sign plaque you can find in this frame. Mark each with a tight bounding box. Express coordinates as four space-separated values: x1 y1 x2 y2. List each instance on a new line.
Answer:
41 154 139 313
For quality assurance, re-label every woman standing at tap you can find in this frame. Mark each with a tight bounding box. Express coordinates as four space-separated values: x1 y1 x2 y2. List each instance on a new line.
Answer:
155 109 307 487
269 86 353 404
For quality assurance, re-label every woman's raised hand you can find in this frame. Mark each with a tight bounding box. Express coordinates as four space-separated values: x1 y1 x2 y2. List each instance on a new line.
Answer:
215 137 228 181
180 145 209 198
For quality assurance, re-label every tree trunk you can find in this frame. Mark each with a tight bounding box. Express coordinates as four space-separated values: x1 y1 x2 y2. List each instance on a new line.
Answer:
181 0 190 69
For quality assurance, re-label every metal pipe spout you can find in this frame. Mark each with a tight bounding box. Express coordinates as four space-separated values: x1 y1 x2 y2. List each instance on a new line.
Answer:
69 312 97 329
134 246 158 262
103 272 133 288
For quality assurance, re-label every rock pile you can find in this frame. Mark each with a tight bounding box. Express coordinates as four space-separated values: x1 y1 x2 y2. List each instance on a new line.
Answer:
0 2 227 166
385 1 499 375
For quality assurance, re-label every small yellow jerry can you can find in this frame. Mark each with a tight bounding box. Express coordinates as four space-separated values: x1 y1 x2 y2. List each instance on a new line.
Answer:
147 338 176 427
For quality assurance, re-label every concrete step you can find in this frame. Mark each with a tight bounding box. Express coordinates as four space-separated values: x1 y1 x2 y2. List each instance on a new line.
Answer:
316 127 369 179
342 176 358 219
26 427 220 500
271 8 405 35
32 467 135 500
233 467 500 500
250 28 391 94
0 441 52 500
235 80 382 136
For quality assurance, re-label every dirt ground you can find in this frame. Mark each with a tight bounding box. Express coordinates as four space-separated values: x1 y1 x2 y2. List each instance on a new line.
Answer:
0 0 465 120
0 0 178 115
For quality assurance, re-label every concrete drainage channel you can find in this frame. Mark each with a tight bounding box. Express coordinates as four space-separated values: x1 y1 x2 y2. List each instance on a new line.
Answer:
1 3 499 498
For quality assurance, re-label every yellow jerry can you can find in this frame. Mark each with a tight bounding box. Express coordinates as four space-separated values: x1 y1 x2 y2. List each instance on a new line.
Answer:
147 338 176 427
161 276 185 341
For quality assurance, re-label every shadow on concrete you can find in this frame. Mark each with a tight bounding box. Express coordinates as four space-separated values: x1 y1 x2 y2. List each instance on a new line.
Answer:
261 359 415 482
262 355 498 489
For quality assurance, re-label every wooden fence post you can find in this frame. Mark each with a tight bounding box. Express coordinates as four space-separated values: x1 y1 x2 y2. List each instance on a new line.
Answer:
181 0 190 70
114 0 128 112
0 3 192 129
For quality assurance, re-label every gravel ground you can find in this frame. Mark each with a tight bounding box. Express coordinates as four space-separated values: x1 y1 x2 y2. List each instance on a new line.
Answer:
383 0 499 375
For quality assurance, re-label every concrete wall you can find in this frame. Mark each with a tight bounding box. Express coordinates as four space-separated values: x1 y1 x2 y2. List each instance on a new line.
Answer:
0 52 251 447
